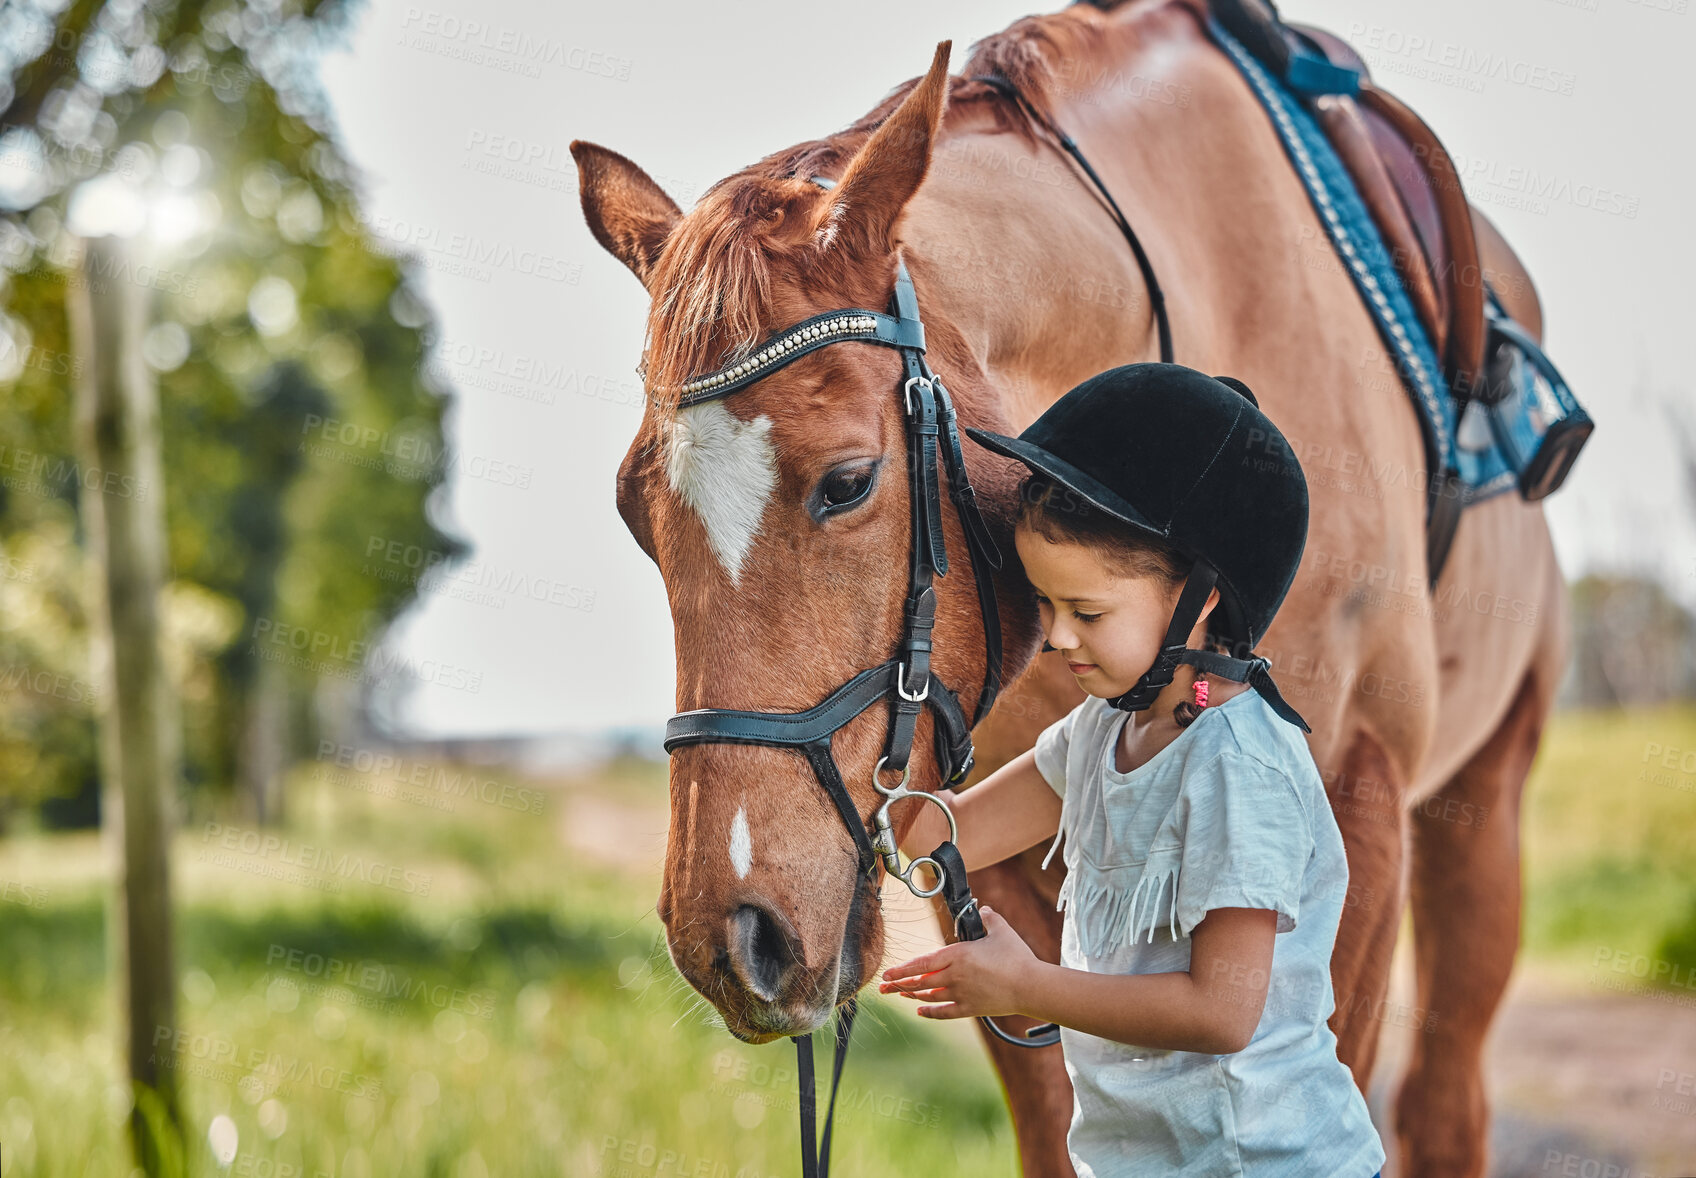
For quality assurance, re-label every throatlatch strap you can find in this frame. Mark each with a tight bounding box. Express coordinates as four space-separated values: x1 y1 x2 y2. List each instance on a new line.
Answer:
794 997 858 1178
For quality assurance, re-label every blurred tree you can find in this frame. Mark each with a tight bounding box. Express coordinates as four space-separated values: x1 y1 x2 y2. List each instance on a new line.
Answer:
0 0 468 828
1561 575 1696 708
69 231 183 1174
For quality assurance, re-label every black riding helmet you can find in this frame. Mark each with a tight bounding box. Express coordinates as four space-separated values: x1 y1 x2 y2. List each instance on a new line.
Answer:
964 362 1312 732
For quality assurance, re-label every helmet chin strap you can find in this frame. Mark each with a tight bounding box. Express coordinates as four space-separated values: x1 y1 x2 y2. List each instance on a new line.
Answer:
1105 561 1313 733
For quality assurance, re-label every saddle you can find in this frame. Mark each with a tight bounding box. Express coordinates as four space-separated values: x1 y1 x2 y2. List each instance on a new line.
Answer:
1201 0 1592 581
1209 0 1492 399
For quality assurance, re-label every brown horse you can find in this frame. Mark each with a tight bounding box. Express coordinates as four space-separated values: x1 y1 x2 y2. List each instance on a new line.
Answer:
572 1 1568 1174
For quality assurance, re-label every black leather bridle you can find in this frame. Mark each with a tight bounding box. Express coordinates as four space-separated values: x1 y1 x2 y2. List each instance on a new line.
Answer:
658 179 1048 1178
657 71 1178 1170
662 243 1003 873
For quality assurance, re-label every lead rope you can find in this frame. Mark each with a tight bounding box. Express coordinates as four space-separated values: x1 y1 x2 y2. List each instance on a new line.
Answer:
793 996 857 1178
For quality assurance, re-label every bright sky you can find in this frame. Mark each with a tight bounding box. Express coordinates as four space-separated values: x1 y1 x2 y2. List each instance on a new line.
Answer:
317 0 1695 738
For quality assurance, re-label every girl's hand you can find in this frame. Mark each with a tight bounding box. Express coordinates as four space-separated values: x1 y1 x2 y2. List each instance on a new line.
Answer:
877 906 1043 1019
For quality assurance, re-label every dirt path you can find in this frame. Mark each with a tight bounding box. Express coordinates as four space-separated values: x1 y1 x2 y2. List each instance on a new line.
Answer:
1486 975 1696 1176
1369 947 1696 1177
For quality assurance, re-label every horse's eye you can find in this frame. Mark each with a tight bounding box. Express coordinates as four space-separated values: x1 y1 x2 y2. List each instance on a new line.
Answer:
820 462 876 512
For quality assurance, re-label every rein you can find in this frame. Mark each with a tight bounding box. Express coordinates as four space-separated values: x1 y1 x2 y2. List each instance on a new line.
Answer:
659 78 1174 1176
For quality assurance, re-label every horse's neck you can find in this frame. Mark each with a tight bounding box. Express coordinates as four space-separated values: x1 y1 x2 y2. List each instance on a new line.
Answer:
893 0 1405 684
907 2 1331 430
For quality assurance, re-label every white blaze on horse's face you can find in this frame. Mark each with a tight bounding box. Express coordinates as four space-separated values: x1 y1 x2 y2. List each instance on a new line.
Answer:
729 805 753 880
664 401 778 588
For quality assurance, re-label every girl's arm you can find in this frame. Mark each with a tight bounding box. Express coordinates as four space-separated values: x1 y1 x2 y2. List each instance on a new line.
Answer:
1018 906 1277 1053
882 905 1277 1055
895 747 1060 873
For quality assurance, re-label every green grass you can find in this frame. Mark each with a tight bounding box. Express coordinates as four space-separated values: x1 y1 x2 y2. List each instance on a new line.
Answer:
0 759 1018 1177
1520 703 1696 980
3 704 1692 1175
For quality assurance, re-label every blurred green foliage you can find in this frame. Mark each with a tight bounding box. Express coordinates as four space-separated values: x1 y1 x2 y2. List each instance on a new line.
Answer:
0 757 1020 1176
1522 702 1696 975
0 0 468 824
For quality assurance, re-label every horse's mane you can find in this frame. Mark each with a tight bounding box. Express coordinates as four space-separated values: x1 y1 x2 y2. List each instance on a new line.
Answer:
639 3 1143 424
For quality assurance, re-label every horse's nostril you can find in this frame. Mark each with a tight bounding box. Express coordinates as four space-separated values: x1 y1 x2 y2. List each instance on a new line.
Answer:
729 903 799 1003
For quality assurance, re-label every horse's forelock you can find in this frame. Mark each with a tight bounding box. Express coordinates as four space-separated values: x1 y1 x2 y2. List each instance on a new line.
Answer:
641 177 852 423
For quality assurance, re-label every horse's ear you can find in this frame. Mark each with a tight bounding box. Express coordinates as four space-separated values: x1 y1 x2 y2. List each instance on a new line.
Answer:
816 40 952 260
571 140 683 290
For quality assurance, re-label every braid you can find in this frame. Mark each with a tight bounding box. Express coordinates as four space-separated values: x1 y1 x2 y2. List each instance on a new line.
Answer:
1171 632 1227 728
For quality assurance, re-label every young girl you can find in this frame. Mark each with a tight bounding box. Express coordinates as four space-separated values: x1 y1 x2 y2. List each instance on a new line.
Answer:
882 363 1386 1178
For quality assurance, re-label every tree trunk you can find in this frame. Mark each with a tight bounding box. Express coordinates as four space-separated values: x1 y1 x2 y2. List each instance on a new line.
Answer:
68 233 184 1174
242 651 287 825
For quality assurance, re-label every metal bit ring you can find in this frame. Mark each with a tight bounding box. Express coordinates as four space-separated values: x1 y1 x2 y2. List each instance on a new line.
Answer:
869 755 959 898
895 853 948 899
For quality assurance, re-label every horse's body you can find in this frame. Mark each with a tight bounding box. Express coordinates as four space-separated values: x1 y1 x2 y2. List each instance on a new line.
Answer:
574 2 1568 1174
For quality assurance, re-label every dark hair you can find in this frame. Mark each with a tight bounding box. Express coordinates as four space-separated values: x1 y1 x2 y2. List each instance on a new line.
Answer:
1015 472 1224 728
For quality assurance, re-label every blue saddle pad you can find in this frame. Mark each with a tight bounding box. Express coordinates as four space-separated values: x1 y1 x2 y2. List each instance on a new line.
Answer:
1204 16 1591 513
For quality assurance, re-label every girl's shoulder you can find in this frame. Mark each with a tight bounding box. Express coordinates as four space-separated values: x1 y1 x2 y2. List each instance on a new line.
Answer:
1173 691 1329 830
1180 687 1324 797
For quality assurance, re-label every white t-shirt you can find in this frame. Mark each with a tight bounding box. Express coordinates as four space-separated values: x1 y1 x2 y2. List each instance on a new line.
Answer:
1032 687 1386 1178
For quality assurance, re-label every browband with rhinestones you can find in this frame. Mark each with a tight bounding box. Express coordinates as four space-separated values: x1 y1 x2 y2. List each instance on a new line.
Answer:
671 261 930 408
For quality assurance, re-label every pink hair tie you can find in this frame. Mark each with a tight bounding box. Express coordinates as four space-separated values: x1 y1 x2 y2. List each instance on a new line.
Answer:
1193 679 1209 708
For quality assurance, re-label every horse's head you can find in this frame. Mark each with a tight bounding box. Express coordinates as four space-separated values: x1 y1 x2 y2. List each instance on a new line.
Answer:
573 43 1032 1042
